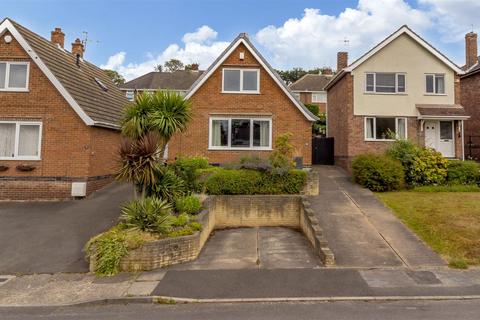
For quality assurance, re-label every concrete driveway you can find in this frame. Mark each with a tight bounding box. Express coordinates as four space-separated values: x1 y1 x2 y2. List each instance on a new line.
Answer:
0 183 132 274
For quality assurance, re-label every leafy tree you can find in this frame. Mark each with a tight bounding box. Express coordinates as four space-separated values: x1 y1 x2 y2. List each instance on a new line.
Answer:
154 64 163 72
185 63 199 71
164 59 184 72
103 69 125 85
305 103 326 136
276 66 334 85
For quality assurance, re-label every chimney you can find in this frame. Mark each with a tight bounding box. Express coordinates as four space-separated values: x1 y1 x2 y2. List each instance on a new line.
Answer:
71 38 84 58
337 52 348 71
321 67 333 76
465 31 478 69
190 63 199 71
51 27 65 48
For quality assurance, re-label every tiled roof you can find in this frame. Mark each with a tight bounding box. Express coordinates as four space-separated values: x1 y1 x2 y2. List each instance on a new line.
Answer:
119 70 204 91
416 104 469 118
289 74 332 92
9 19 129 128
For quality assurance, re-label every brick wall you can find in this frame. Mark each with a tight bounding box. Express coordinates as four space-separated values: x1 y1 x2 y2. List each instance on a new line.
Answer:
0 31 120 200
460 74 480 159
168 43 313 165
298 92 327 113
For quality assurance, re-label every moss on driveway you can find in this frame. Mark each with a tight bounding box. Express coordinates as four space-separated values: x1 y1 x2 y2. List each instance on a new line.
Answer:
376 191 480 268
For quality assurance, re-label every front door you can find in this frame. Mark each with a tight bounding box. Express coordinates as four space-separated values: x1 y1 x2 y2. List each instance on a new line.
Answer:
424 120 455 157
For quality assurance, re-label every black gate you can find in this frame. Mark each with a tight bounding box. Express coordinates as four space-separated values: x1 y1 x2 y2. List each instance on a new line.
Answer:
312 137 334 165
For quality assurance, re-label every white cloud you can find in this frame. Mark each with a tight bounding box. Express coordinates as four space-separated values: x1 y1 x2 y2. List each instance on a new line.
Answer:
105 26 229 81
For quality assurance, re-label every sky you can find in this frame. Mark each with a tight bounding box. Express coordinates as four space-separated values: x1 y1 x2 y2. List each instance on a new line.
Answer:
3 0 480 81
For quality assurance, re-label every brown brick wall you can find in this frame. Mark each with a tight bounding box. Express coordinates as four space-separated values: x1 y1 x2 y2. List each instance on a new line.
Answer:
168 43 313 165
460 74 480 159
298 92 326 113
0 31 120 200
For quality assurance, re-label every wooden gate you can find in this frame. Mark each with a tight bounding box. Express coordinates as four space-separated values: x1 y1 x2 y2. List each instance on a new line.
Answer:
312 137 334 165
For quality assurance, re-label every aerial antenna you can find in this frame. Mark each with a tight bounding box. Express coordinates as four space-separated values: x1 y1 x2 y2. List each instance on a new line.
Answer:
342 37 350 47
81 31 100 51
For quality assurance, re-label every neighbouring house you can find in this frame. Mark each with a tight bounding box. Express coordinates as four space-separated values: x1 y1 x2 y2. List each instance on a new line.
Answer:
167 33 317 165
325 25 469 171
119 67 204 101
460 31 480 160
0 18 129 200
289 70 333 113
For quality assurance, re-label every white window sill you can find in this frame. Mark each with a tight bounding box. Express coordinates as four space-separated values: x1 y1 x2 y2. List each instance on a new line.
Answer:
0 88 29 92
424 93 447 96
221 91 260 95
208 147 272 151
364 92 407 95
364 139 396 142
0 157 41 161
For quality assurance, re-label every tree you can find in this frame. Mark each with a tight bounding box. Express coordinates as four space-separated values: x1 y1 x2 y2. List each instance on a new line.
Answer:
103 69 125 85
305 103 326 136
154 64 163 72
164 59 184 72
276 66 334 85
185 63 199 71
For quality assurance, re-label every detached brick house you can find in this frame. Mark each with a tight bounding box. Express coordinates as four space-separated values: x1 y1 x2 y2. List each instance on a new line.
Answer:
0 18 128 200
325 25 469 170
289 71 332 113
460 31 480 160
167 33 318 165
119 69 204 101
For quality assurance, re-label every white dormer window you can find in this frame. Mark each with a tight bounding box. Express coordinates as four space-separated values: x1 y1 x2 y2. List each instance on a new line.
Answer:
222 68 260 93
365 72 406 94
0 61 29 91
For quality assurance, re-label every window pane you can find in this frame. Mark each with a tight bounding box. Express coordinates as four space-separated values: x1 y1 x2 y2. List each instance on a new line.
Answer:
243 70 258 91
366 74 374 92
0 123 16 157
8 64 28 88
253 120 270 147
18 125 40 157
0 63 6 88
223 69 241 91
312 92 326 103
426 75 434 93
211 120 228 147
397 74 406 92
375 73 396 93
435 75 445 94
397 118 406 139
375 118 396 139
365 118 374 139
125 91 134 101
231 119 250 147
440 121 453 140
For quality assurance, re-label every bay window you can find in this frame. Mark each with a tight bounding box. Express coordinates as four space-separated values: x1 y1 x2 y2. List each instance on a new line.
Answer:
365 72 406 93
209 117 271 149
222 68 260 93
425 74 445 94
0 61 29 91
365 117 407 140
0 121 42 160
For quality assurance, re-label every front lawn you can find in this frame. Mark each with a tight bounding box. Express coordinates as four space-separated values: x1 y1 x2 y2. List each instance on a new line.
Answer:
377 191 480 268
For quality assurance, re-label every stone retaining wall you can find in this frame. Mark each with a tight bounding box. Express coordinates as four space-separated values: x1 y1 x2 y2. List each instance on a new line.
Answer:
94 194 334 272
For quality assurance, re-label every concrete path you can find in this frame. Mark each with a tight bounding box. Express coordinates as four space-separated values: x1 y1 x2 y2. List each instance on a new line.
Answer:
309 166 445 268
172 227 321 270
0 183 132 274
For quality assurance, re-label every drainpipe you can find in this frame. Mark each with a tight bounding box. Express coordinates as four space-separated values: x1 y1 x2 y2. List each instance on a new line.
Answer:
461 120 465 160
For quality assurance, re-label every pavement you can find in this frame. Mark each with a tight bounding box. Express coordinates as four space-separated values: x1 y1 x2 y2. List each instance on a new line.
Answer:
0 183 132 274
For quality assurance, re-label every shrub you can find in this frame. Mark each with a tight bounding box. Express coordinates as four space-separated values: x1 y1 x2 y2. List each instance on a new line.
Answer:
269 133 294 170
171 212 191 227
120 197 173 234
352 154 405 192
257 169 307 194
173 156 210 192
446 160 480 185
175 195 202 214
238 155 272 172
147 167 187 203
409 148 448 186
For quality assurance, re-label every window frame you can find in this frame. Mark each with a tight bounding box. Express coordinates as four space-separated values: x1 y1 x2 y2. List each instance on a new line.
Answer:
311 91 326 103
425 73 446 95
221 68 260 94
125 90 135 101
364 72 407 94
0 61 30 92
0 120 42 160
208 116 272 150
364 117 408 141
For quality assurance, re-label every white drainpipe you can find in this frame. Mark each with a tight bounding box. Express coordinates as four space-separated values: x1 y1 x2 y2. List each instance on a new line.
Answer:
461 120 465 161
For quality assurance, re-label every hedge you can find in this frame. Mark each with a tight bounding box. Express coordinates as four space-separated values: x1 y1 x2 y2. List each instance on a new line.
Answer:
352 154 405 192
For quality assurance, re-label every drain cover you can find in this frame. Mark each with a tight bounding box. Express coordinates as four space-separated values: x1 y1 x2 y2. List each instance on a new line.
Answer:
0 276 14 286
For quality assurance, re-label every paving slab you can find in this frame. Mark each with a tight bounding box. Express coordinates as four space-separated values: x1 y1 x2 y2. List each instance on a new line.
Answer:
126 281 159 296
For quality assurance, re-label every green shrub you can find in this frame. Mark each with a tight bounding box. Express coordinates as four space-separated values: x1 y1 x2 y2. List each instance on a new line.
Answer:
269 133 294 171
238 155 272 172
175 195 202 214
147 167 187 203
171 212 190 227
446 160 480 185
173 156 210 192
409 148 448 186
304 103 319 116
257 169 307 194
352 154 405 192
120 197 173 234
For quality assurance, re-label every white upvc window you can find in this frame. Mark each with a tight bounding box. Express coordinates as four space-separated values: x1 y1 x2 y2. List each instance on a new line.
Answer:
222 68 260 93
293 92 301 100
209 117 272 150
0 121 42 160
125 90 134 101
0 61 29 91
364 117 407 141
365 72 406 94
425 74 445 94
311 92 327 103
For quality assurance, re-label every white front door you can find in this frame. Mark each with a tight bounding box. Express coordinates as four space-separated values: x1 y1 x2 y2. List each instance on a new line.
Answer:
424 120 455 157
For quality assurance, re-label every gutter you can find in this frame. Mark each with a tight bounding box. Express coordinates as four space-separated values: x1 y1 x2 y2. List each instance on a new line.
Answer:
93 121 121 130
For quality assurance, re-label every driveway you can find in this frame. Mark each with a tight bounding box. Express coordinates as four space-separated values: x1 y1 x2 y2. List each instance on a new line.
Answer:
0 183 132 274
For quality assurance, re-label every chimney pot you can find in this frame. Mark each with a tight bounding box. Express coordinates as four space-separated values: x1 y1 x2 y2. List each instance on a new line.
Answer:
337 52 348 71
321 68 333 76
190 63 199 71
71 38 84 59
51 27 65 48
465 32 478 70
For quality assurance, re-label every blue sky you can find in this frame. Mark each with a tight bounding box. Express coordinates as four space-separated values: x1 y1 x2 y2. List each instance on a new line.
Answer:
3 0 480 80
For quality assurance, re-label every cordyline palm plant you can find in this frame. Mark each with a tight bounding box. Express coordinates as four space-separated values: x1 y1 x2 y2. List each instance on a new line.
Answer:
117 91 192 199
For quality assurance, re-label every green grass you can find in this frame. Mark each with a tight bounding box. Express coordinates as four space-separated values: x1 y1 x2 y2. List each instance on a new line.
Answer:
376 191 480 267
412 184 480 192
